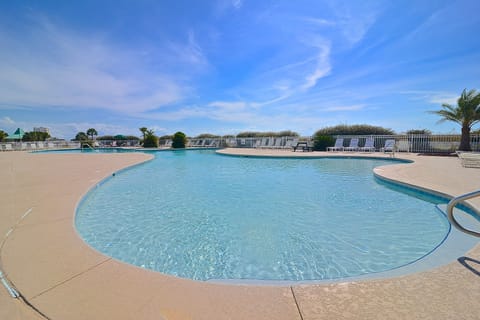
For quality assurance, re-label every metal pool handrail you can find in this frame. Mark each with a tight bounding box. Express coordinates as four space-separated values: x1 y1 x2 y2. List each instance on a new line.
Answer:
446 189 480 237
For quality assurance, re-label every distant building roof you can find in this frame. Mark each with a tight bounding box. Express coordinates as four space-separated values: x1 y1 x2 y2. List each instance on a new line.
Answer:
5 128 25 140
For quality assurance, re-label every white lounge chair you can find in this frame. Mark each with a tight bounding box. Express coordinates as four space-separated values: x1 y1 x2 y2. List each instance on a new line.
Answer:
206 139 217 147
381 139 396 154
457 152 480 168
226 138 237 147
4 144 13 151
276 138 284 148
344 138 359 152
360 138 375 152
258 138 268 148
266 138 276 149
327 138 344 152
284 138 297 149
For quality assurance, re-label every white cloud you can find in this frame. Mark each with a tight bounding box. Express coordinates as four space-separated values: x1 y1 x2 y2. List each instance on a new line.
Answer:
301 17 335 27
232 0 243 10
0 16 203 115
1 116 15 125
323 104 365 112
208 101 247 111
301 43 331 90
401 90 458 106
325 1 380 46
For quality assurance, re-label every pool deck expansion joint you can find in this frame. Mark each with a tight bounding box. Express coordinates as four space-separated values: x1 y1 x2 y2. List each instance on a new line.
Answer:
29 258 112 300
290 286 305 320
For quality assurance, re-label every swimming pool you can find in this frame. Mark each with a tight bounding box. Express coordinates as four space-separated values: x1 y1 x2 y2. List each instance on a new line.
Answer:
76 150 453 281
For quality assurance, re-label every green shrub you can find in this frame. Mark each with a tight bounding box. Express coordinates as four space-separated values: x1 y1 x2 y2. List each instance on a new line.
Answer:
406 129 432 135
313 135 335 151
22 131 51 141
314 124 395 136
236 130 299 137
172 131 187 148
80 140 94 148
195 133 221 138
143 132 159 148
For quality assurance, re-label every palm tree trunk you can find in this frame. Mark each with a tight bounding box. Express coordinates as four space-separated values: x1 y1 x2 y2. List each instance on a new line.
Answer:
459 125 471 151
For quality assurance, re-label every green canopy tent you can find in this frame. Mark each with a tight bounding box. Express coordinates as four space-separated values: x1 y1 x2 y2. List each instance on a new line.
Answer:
5 128 25 141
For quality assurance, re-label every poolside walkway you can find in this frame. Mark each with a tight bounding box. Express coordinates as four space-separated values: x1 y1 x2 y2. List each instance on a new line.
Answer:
0 149 479 319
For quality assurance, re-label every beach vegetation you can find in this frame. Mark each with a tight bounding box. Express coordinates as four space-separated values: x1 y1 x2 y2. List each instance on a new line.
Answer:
195 133 221 138
139 127 148 142
314 124 395 136
430 88 480 151
172 131 187 148
313 135 336 151
143 129 159 148
0 130 8 141
236 130 299 137
86 128 98 140
406 129 432 135
22 131 51 141
74 132 89 141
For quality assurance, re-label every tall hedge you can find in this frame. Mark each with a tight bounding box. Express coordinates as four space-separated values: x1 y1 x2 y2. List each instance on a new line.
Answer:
314 124 395 136
172 131 187 148
236 130 299 137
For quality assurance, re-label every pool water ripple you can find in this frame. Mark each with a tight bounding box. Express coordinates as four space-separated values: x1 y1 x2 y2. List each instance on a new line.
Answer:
76 150 450 281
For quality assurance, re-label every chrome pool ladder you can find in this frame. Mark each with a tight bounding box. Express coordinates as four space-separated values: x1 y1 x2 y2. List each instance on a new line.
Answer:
446 189 480 237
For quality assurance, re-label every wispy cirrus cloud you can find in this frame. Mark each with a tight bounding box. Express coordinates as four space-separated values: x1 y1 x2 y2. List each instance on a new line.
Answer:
323 104 365 112
232 0 243 10
325 0 380 46
401 90 458 106
0 116 15 126
301 42 331 90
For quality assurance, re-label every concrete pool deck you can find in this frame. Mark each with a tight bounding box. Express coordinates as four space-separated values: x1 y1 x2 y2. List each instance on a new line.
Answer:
0 148 479 319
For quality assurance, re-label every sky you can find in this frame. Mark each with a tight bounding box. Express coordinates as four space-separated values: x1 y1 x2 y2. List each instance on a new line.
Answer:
0 0 479 139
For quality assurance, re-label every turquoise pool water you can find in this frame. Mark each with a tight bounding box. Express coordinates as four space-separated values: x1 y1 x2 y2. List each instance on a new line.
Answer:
75 150 451 281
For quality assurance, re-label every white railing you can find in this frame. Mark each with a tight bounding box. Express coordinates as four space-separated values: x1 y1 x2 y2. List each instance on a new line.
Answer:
0 141 80 151
222 136 308 149
96 140 140 147
333 134 480 153
446 189 480 237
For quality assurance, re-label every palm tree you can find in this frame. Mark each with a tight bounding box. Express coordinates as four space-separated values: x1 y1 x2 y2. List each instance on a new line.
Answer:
143 129 158 148
86 128 98 140
139 127 148 141
430 89 480 151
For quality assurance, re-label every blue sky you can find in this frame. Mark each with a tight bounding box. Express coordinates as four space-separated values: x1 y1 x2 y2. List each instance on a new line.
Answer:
0 0 479 139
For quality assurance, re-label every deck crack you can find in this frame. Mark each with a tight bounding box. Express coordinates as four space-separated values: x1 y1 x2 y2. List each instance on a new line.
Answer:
30 258 112 300
290 286 305 320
